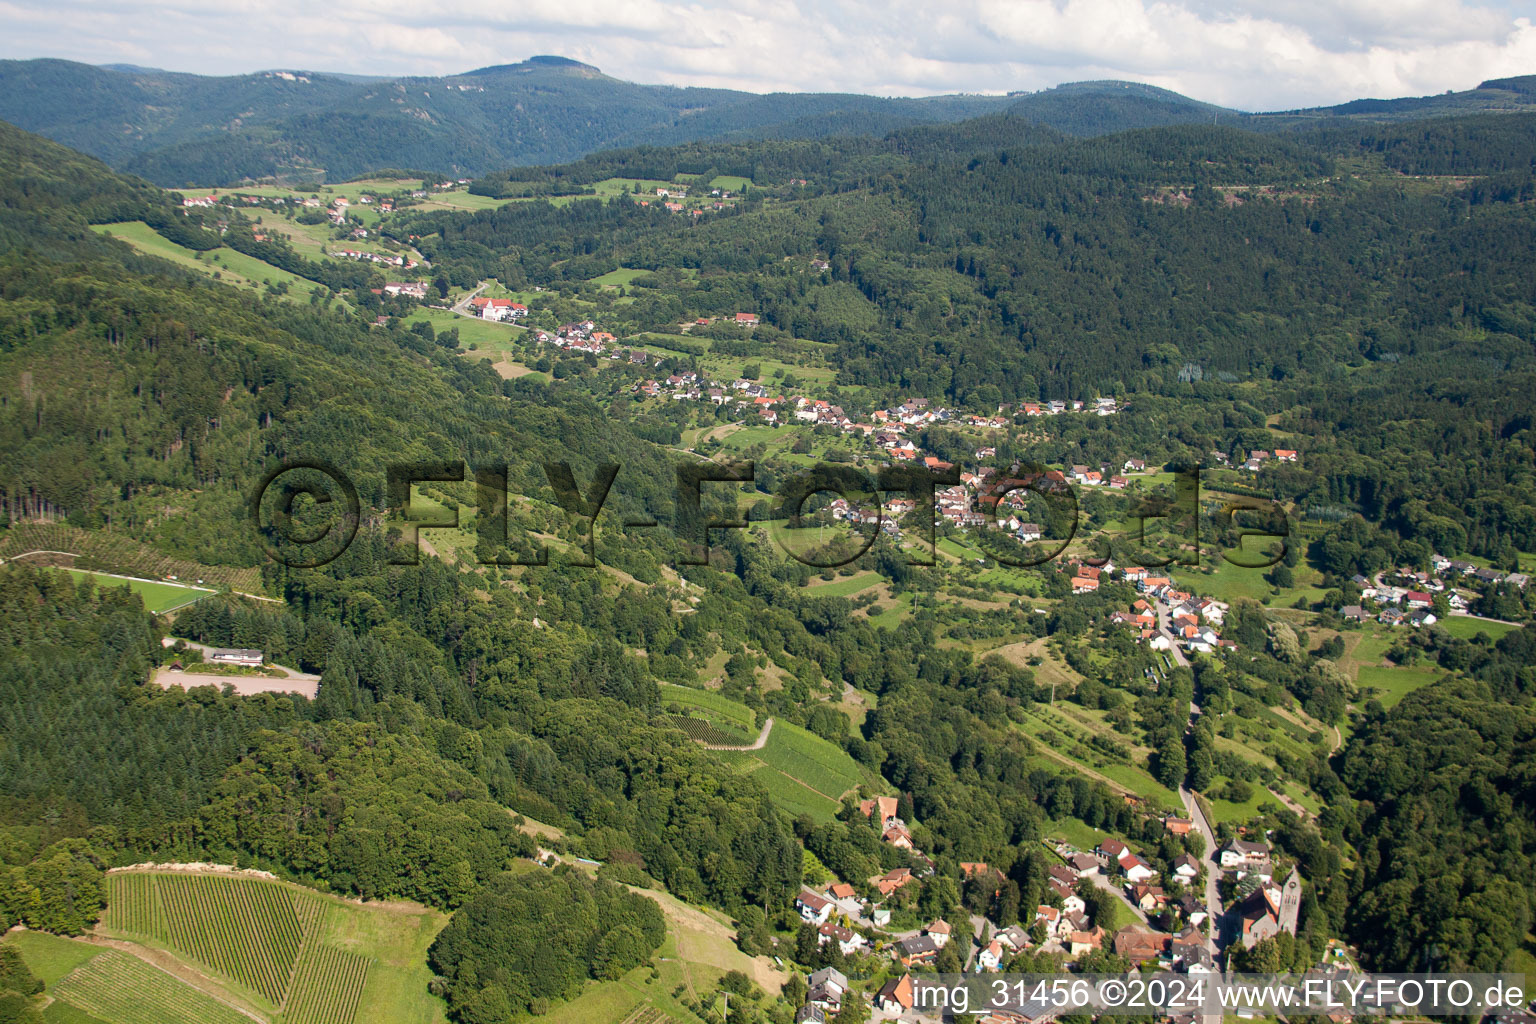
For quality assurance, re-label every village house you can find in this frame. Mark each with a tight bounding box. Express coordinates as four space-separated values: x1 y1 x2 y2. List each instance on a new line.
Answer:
923 919 951 947
875 974 914 1015
995 924 1031 952
976 938 1006 971
806 966 847 1012
209 648 263 667
1219 839 1272 872
895 934 940 966
1069 926 1105 957
817 921 866 956
796 889 834 924
1114 929 1170 967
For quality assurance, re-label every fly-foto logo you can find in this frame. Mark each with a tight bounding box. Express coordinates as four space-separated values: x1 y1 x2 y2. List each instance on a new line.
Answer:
250 459 1287 571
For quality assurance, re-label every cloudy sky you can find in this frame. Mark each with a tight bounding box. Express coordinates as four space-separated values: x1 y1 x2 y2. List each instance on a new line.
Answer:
2 0 1534 110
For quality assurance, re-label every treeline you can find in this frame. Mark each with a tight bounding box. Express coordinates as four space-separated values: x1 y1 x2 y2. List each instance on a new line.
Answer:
1338 626 1536 970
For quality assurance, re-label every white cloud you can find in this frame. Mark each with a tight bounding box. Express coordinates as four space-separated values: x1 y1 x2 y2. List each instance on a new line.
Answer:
0 0 1533 109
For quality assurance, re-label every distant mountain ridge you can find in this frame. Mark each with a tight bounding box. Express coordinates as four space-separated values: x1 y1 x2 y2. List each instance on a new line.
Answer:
1 56 1533 186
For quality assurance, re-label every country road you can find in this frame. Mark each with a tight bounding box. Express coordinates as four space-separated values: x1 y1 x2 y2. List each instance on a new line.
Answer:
450 281 487 314
1159 597 1227 981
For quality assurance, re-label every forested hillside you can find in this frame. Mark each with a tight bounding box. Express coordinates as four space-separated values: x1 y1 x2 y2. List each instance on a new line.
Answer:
5 57 1536 186
1 89 1535 1023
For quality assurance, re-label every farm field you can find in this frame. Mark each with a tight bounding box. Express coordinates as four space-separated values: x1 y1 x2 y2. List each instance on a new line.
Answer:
3 930 105 986
92 222 325 301
590 266 650 288
102 870 448 1024
60 567 213 613
660 683 757 744
719 718 865 821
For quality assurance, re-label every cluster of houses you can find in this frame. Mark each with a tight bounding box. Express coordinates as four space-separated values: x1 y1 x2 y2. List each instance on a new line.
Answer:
635 184 736 216
1341 558 1528 628
1091 565 1232 653
330 248 420 269
792 823 1308 1022
1430 554 1529 590
529 319 621 356
1239 448 1300 472
1218 840 1303 950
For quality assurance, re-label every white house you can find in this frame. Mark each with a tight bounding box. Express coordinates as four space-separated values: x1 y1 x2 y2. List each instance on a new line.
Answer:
796 889 833 924
209 648 263 667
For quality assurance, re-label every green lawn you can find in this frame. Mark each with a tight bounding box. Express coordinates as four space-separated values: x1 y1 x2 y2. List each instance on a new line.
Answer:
406 308 527 350
60 567 213 614
1436 615 1519 641
1175 553 1327 607
709 175 753 191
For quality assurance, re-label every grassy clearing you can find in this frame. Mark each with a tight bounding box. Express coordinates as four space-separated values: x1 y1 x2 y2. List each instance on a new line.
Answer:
540 884 780 1024
1355 663 1446 708
803 572 880 598
754 720 863 799
865 590 914 630
1015 711 1182 809
1436 615 1519 641
93 222 324 302
590 267 650 288
683 693 868 822
3 931 105 986
1175 553 1327 607
60 567 212 614
413 191 516 212
659 684 756 726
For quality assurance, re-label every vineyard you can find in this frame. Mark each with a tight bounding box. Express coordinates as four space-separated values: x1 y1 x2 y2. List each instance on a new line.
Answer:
53 950 253 1024
663 714 752 745
660 683 755 744
284 943 371 1024
0 522 265 593
106 872 373 1024
618 1007 673 1024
